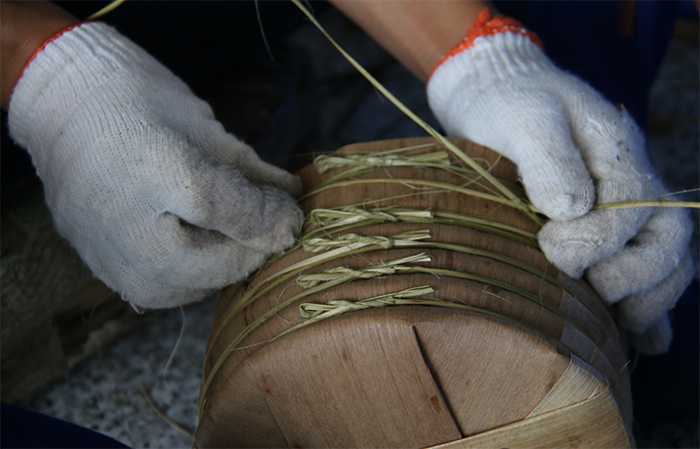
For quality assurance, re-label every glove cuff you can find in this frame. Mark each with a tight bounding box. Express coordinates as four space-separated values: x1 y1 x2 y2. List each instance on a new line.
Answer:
429 9 542 80
19 22 87 82
427 10 552 119
10 21 90 151
8 22 156 156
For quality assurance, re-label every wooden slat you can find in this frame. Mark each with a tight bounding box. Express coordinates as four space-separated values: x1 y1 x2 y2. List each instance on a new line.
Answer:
413 313 570 436
429 387 632 449
526 355 605 418
197 138 632 448
248 309 462 448
195 359 288 448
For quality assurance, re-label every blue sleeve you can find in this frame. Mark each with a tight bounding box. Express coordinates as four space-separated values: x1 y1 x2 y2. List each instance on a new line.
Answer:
1 403 129 449
492 0 680 130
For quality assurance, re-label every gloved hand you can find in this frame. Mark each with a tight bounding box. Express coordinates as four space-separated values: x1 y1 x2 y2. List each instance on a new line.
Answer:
427 11 694 354
8 22 304 309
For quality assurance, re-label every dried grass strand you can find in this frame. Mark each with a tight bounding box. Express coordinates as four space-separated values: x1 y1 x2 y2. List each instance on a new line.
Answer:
141 384 193 437
289 0 543 225
86 0 126 19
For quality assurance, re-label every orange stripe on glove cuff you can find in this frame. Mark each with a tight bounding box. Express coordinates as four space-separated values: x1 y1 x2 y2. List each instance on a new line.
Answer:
19 22 90 82
429 9 542 81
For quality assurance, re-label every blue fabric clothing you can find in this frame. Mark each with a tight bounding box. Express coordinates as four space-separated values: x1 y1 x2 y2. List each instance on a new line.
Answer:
1 403 129 448
630 280 700 422
493 0 680 130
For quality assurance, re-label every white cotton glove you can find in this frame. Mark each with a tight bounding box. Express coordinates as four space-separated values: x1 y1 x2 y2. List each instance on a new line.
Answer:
8 23 304 309
427 12 694 354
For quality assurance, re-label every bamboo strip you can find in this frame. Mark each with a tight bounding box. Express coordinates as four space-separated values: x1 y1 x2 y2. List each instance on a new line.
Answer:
526 355 606 418
428 387 631 448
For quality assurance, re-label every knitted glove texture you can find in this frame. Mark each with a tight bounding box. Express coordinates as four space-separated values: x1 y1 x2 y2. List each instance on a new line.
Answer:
9 23 304 309
427 14 694 354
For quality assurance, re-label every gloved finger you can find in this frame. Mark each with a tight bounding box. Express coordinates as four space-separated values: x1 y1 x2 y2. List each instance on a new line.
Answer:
628 313 673 356
142 212 276 289
541 93 658 278
94 209 276 308
191 117 303 197
616 252 694 335
585 205 694 303
237 150 304 199
461 89 595 221
112 209 285 303
537 166 662 278
538 203 653 279
158 156 303 251
155 92 303 197
210 130 303 196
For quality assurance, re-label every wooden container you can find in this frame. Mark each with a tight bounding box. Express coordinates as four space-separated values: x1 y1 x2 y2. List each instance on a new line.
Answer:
195 138 634 448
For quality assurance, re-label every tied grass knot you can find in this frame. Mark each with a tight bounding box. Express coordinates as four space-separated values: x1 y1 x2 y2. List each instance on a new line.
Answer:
296 253 433 288
309 207 398 227
314 152 451 174
302 229 431 253
303 234 394 252
298 286 436 319
309 206 434 229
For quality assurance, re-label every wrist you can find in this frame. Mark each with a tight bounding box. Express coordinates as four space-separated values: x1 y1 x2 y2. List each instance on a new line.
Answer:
1 1 80 110
332 0 498 82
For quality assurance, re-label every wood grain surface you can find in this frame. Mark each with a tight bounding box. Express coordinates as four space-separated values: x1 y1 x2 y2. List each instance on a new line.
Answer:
195 138 633 448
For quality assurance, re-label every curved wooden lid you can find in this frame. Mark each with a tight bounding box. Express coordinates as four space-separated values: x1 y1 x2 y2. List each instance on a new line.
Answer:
195 138 633 448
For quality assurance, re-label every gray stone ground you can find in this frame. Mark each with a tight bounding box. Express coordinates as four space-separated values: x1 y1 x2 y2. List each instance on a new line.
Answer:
17 10 699 449
18 303 211 448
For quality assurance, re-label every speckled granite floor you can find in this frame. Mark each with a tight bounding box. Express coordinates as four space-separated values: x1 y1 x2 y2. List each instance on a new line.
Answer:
13 8 700 449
